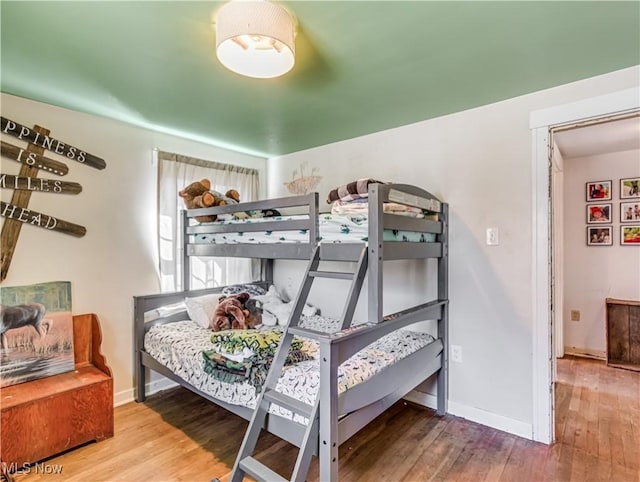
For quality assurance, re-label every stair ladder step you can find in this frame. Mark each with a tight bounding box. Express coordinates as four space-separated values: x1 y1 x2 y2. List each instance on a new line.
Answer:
263 389 314 419
309 270 354 280
227 245 370 482
239 456 288 482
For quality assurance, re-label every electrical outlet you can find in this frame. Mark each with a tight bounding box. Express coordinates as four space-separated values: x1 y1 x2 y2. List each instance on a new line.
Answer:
451 344 463 363
486 228 499 245
570 310 580 321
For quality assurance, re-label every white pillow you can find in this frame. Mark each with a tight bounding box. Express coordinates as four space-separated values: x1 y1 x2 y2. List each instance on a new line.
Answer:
185 293 223 329
143 301 187 322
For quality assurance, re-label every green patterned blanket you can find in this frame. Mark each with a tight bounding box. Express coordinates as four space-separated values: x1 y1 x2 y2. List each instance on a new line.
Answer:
202 329 309 389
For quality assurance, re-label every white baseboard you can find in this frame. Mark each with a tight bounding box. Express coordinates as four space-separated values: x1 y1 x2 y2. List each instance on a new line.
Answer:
113 378 178 407
563 346 606 360
403 390 533 440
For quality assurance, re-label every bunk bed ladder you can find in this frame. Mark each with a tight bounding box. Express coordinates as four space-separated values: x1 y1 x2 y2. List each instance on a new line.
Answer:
229 245 369 482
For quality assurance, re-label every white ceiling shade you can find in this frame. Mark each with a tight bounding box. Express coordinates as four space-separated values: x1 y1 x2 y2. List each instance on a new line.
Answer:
215 0 295 79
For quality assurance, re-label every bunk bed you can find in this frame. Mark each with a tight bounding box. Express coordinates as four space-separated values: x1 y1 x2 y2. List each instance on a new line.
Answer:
133 182 449 482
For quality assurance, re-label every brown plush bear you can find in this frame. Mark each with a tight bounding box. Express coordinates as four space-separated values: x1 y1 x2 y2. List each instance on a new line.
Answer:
178 179 241 223
211 292 261 331
179 179 217 223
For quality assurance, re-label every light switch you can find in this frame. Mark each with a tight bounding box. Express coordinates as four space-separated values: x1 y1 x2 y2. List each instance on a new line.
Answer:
486 228 499 245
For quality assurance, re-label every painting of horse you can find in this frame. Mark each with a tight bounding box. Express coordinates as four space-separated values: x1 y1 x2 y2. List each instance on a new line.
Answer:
0 281 74 387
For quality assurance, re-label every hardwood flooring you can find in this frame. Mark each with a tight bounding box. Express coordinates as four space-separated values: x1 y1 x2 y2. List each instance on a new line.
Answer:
8 356 640 482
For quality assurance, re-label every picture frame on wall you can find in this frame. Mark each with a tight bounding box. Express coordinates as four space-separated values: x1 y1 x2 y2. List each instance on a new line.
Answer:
586 180 612 201
620 177 640 199
586 203 612 224
0 281 75 388
587 226 612 246
620 225 640 245
620 202 640 222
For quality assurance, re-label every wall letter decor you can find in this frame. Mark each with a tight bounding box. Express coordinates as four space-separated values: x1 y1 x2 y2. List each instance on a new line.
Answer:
0 117 106 281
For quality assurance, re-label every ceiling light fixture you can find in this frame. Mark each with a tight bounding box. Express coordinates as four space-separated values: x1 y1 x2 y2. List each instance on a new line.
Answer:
215 0 296 79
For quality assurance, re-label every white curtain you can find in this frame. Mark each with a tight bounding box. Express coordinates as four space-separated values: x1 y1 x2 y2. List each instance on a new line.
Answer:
157 151 259 292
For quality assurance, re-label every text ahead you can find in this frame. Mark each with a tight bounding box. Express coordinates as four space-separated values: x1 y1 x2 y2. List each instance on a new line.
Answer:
0 202 86 238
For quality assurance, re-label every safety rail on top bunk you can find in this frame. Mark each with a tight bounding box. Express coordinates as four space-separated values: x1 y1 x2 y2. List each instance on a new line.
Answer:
365 182 444 260
182 192 320 262
182 193 320 290
182 183 445 257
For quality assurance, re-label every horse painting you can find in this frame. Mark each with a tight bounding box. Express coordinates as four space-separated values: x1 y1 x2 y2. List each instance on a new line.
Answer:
0 303 52 350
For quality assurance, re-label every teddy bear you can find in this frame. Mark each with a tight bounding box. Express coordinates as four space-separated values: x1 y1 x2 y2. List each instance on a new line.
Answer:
211 292 261 331
178 179 241 222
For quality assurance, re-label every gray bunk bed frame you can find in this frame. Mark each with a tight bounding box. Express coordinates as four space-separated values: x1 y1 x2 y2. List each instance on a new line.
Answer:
133 182 449 481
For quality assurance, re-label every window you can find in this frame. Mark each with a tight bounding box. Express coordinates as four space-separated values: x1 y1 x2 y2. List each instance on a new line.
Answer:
157 151 259 291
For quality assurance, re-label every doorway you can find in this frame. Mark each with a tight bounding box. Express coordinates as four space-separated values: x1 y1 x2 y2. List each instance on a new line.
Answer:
529 87 640 444
551 114 640 361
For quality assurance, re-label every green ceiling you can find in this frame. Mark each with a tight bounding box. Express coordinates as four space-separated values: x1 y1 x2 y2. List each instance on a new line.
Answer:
1 1 639 157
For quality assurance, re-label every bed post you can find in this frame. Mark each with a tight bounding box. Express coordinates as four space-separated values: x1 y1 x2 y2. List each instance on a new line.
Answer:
260 259 273 286
368 184 384 323
319 339 339 481
133 297 146 402
309 192 319 247
437 203 449 415
309 192 320 267
182 210 190 291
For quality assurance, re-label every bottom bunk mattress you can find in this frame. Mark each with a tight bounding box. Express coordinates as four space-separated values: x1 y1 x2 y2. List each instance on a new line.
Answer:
144 316 435 423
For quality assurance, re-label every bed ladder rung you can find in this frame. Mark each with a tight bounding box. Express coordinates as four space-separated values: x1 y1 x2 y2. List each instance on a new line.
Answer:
309 270 354 280
287 326 326 340
229 245 369 482
239 456 288 482
263 389 314 418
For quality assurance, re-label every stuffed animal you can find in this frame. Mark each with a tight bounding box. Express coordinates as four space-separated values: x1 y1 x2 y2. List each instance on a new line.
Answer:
178 179 241 223
178 179 217 222
221 189 240 204
211 292 261 331
254 285 317 326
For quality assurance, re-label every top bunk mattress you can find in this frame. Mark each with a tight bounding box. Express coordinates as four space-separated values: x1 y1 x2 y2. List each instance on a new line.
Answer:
193 213 436 245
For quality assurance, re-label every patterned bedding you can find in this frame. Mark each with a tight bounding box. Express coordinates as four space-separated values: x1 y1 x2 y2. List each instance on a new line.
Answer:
144 315 435 424
193 214 436 245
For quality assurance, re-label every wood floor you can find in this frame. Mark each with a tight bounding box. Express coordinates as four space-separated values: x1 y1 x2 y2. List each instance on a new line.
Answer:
9 356 640 482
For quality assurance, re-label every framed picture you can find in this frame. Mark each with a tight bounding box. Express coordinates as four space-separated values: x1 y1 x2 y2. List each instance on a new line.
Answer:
0 281 74 387
587 226 612 246
620 202 640 222
620 225 640 245
586 180 612 201
620 177 640 199
586 203 612 224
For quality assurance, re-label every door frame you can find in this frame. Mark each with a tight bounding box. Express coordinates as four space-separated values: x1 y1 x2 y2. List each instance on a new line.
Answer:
551 150 564 362
529 87 639 444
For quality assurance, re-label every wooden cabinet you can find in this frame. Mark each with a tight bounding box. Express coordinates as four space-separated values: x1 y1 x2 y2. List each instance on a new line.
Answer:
605 298 640 371
0 313 113 468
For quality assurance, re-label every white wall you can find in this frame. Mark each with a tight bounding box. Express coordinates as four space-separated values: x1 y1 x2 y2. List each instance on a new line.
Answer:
0 93 266 402
563 149 640 357
267 66 640 435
